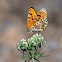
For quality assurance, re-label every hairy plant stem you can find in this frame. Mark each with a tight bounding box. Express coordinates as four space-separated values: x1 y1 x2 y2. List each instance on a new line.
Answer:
32 58 35 62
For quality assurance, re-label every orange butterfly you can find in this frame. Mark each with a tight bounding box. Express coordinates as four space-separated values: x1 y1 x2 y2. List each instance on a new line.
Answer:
25 7 48 32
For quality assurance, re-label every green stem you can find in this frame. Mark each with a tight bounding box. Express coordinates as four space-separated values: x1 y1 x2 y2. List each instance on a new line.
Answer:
32 58 35 62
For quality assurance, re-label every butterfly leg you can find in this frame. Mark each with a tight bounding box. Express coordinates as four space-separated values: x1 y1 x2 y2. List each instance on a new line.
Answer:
30 30 33 33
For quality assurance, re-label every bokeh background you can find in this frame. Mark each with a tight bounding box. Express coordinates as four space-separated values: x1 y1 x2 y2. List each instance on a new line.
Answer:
0 0 62 62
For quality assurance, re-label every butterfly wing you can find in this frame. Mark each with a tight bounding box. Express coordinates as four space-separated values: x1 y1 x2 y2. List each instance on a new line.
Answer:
26 8 48 32
37 8 47 19
27 7 37 30
36 8 48 31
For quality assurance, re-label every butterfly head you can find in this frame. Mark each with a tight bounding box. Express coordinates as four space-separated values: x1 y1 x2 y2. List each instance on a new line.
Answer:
25 28 29 31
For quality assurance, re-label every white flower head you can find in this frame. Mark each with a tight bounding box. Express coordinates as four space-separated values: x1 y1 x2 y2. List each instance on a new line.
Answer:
33 35 36 37
24 42 27 44
28 38 31 41
31 37 34 40
21 39 26 42
41 36 44 40
32 40 34 43
32 41 36 45
39 34 41 37
35 33 38 36
39 38 41 40
22 41 27 45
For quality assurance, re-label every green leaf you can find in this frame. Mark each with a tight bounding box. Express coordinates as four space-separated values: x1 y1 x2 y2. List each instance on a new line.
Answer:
40 52 44 56
41 55 50 57
17 45 20 50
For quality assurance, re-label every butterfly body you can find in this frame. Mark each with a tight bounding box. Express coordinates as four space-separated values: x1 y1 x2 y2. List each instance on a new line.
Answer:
26 7 48 32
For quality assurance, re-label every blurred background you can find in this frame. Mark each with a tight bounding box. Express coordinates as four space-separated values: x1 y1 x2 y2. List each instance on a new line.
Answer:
0 0 62 62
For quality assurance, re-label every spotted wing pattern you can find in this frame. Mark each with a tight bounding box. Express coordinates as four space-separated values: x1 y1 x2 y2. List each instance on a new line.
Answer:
26 7 48 32
36 8 48 31
27 7 37 30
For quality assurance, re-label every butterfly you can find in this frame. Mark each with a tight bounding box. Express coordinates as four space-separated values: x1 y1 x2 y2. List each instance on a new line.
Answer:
25 7 48 33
